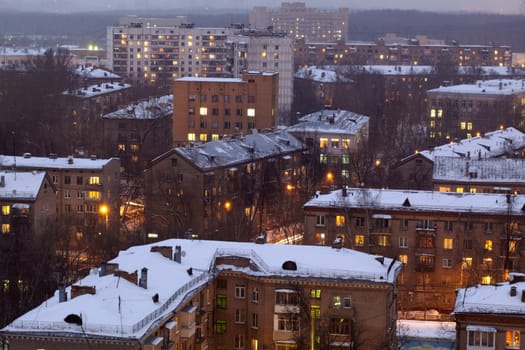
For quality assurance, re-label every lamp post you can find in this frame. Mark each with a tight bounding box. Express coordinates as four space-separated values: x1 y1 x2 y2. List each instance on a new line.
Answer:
99 204 109 231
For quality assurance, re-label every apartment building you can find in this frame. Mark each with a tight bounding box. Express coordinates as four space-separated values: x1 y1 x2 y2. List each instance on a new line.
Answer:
0 154 120 240
102 94 173 175
249 2 349 42
144 129 306 241
294 38 512 68
286 108 369 188
453 273 525 350
0 170 56 236
107 16 234 82
0 238 402 350
303 187 525 313
426 79 525 143
391 127 525 190
172 71 278 146
229 27 294 120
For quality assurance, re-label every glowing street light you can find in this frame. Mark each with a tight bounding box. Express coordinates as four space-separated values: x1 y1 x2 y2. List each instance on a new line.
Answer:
99 204 109 230
224 201 232 212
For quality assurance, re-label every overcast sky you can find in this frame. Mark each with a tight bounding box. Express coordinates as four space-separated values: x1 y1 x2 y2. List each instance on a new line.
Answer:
0 0 522 14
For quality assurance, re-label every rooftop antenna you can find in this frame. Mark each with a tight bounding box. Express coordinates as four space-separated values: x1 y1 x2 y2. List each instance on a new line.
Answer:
11 130 16 180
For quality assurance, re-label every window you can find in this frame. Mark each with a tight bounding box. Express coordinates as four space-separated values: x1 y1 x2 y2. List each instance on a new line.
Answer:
319 154 327 164
224 121 231 129
332 296 341 308
212 94 219 102
342 139 350 148
235 309 246 323
1 205 10 215
335 215 345 227
217 279 227 289
1 224 9 234
331 138 339 148
463 239 473 250
462 257 473 269
467 329 495 348
375 235 390 247
355 234 365 246
212 107 219 116
76 204 84 213
442 258 452 268
234 334 244 349
216 320 226 335
88 176 100 185
444 238 453 249
52 175 59 184
64 190 71 199
199 133 208 142
64 175 71 184
76 176 83 185
310 305 321 319
235 285 246 299
400 219 409 230
506 330 520 349
399 254 408 264
277 314 299 331
310 289 321 299
482 275 492 285
252 288 259 302
445 221 453 231
484 240 493 251
485 222 493 232
356 217 365 228
188 133 196 141
87 191 101 200
417 236 434 249
247 108 255 117
341 154 350 164
199 107 208 116
200 94 207 102
483 258 493 270
224 108 231 116
77 191 84 199
465 221 474 231
399 236 408 248
216 294 227 309
343 297 352 308
252 313 259 328
316 215 325 226
276 291 298 305
235 95 242 103
224 95 230 103
236 109 243 116
330 318 350 334
319 138 328 148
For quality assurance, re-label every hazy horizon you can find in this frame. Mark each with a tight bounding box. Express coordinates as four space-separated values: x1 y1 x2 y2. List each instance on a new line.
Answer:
0 0 522 15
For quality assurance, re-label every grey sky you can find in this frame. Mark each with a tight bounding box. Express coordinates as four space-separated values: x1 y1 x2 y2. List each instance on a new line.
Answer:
0 0 522 14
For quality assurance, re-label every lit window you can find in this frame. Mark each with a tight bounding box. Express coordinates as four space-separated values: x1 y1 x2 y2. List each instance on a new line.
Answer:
506 330 520 349
310 289 321 299
310 305 321 319
118 143 125 152
444 238 453 249
399 254 408 264
462 257 473 269
335 215 345 226
247 108 255 117
319 138 328 148
211 134 220 141
331 138 339 148
1 205 10 215
332 296 341 308
199 134 208 142
467 122 473 130
87 191 101 200
355 234 365 246
199 107 208 116
439 187 451 192
130 144 139 152
342 139 350 148
430 109 436 118
2 224 10 234
216 320 226 334
456 187 464 193
88 176 100 185
188 133 196 141
483 258 493 269
470 188 477 193
460 122 466 130
481 276 491 285
484 239 493 251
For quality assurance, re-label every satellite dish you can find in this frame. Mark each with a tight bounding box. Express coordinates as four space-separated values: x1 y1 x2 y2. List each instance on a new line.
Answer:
181 250 186 257
64 314 82 326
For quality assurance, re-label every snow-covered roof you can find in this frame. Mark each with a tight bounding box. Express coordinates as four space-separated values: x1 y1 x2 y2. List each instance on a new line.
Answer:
62 82 131 99
176 77 244 83
103 95 173 120
434 156 525 183
287 109 369 136
397 320 456 341
0 47 47 56
304 187 525 216
454 277 525 315
75 65 121 80
427 79 525 96
172 129 305 171
0 154 117 171
295 65 348 82
2 238 401 340
414 127 525 162
0 170 46 200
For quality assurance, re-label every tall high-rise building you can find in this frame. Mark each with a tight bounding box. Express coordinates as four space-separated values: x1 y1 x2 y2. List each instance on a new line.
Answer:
249 2 349 42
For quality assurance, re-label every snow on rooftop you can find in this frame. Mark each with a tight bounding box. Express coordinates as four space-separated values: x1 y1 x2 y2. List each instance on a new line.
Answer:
62 82 131 98
415 127 525 162
75 65 121 79
0 155 116 170
0 47 47 56
454 279 525 315
3 238 401 339
304 187 525 216
103 95 173 120
433 156 525 183
173 129 304 171
176 77 244 83
0 170 45 200
428 79 525 95
287 109 369 136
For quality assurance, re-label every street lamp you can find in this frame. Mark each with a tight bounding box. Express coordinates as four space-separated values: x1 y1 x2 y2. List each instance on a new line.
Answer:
224 201 232 212
99 204 109 230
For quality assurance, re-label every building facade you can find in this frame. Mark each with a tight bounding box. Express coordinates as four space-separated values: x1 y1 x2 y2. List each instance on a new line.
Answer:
1 239 402 350
303 187 525 313
249 2 349 42
144 129 306 241
453 273 525 350
426 79 525 143
172 71 279 146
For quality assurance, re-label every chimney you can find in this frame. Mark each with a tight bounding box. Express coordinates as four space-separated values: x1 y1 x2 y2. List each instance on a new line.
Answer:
174 245 182 263
0 175 4 188
139 267 148 289
521 290 525 303
71 285 96 299
511 286 517 296
342 187 347 197
151 246 173 259
99 262 119 276
58 283 67 302
67 155 74 164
